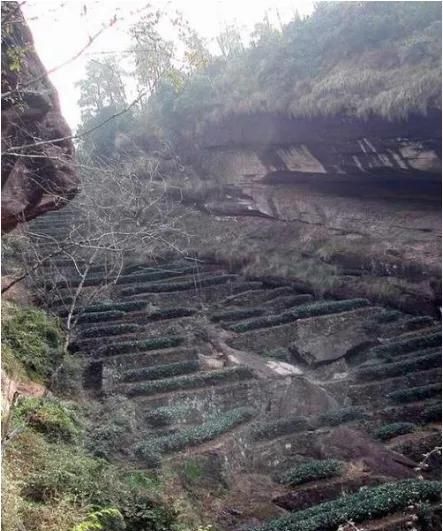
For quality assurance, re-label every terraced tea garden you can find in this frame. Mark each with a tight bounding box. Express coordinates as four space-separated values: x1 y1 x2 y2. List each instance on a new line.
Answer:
26 206 442 531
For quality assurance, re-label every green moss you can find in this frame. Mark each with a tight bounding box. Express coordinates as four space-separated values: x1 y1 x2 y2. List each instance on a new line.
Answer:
230 299 369 333
254 480 441 531
100 335 185 357
277 459 344 486
375 422 417 441
125 366 254 397
122 360 200 383
251 416 310 442
387 383 442 404
2 302 63 382
12 397 81 443
355 352 440 381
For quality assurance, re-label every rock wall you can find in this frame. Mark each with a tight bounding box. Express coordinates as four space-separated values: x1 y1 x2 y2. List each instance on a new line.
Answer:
175 112 442 315
1 2 79 233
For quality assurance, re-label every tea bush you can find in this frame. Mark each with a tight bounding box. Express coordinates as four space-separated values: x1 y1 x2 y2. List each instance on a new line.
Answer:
355 352 440 381
100 335 185 356
122 360 200 383
387 383 442 403
375 422 417 441
277 459 344 486
371 333 441 359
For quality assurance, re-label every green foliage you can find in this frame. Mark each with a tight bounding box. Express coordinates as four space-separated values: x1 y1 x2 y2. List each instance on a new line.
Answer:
145 405 193 428
374 310 403 323
254 480 441 531
83 300 148 314
116 267 194 284
72 508 125 531
422 402 442 423
387 383 442 404
125 366 254 398
81 323 139 338
251 416 310 442
100 335 184 357
122 360 200 383
77 310 126 324
355 351 441 381
136 407 254 462
230 299 369 333
145 308 196 321
277 459 344 486
2 302 63 381
375 422 416 441
12 397 81 443
371 333 441 359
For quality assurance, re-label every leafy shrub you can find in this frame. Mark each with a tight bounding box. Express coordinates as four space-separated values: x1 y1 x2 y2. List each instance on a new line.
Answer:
277 459 344 486
100 335 185 357
374 310 403 323
371 333 441 358
266 294 314 309
210 307 264 322
404 316 434 331
145 405 194 427
84 300 148 313
315 407 367 427
77 310 126 324
72 508 125 531
2 302 63 381
251 416 310 441
375 422 417 441
355 352 441 381
125 366 254 397
120 274 237 296
254 480 441 531
12 397 81 443
146 308 196 321
136 407 254 461
230 299 369 333
122 360 200 383
115 267 193 284
387 383 442 403
81 323 139 338
422 402 442 423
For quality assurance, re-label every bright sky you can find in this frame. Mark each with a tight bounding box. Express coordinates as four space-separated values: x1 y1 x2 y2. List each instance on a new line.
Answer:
22 0 314 131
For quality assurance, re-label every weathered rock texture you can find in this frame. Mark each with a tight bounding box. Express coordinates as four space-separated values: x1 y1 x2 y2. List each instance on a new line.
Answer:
174 112 441 315
1 2 79 233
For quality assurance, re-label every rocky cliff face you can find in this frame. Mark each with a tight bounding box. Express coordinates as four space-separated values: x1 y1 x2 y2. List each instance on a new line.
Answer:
1 2 79 233
174 112 441 315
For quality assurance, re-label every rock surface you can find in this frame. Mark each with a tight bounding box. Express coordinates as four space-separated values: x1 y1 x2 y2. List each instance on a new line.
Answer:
173 112 441 315
1 2 79 233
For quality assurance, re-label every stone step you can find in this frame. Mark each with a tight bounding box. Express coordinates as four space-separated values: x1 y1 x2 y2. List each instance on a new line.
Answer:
71 317 194 353
229 298 370 334
92 335 186 359
272 473 384 511
102 347 200 372
349 369 441 406
354 351 441 381
116 366 255 398
119 359 201 384
119 273 238 296
121 281 265 306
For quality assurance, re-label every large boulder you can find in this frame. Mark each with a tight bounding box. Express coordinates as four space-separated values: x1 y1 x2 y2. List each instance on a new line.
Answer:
1 2 79 233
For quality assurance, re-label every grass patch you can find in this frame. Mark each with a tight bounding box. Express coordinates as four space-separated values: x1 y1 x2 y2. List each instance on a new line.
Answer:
99 336 185 357
121 360 200 383
355 352 441 381
277 459 344 486
254 480 441 531
125 366 254 397
12 397 81 443
230 299 369 333
375 422 417 441
2 302 63 382
387 383 442 404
